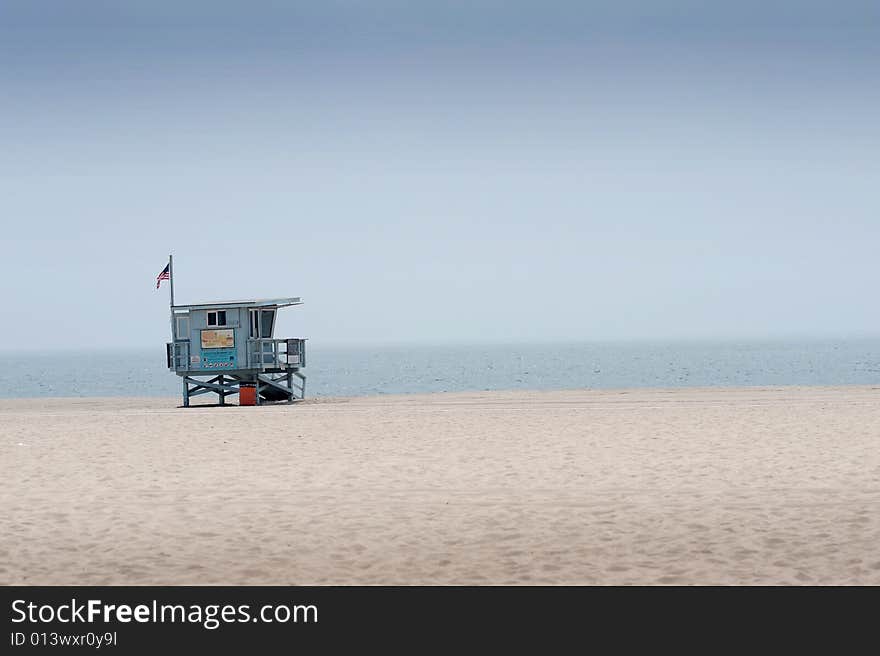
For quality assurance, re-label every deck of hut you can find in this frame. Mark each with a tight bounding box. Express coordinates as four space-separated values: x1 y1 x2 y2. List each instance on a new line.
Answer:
166 297 306 406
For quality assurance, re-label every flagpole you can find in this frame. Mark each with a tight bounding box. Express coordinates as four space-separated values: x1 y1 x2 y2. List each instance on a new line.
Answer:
169 254 176 342
169 253 175 308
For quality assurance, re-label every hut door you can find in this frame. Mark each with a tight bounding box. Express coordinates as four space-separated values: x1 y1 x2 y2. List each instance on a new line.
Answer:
249 309 276 339
260 310 275 338
249 309 259 338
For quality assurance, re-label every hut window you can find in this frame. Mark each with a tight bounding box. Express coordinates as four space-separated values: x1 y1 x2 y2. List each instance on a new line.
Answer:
260 310 275 338
207 310 227 327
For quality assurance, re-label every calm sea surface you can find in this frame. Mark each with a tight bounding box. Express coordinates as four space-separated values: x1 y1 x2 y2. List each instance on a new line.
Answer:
1 339 879 399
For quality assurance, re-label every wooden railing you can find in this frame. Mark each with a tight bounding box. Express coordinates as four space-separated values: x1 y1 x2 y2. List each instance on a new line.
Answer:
167 338 305 372
167 341 191 371
247 338 307 370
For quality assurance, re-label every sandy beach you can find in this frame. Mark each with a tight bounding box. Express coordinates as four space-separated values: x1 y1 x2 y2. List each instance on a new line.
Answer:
2 386 879 585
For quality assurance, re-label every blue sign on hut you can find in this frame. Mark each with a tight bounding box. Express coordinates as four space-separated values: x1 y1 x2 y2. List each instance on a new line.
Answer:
159 255 306 407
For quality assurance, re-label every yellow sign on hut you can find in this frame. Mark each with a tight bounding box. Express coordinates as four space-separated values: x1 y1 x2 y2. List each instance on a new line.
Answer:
201 329 235 350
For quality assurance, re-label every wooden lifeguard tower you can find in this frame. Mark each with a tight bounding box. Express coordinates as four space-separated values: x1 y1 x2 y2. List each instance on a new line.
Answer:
160 256 307 407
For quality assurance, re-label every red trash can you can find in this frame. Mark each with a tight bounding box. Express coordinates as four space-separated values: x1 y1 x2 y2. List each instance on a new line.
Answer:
239 383 256 406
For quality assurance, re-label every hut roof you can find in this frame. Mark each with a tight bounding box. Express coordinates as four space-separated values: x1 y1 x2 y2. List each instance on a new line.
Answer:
172 297 302 311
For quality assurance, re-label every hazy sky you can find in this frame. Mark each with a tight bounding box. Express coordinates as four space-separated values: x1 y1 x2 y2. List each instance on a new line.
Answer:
2 2 878 349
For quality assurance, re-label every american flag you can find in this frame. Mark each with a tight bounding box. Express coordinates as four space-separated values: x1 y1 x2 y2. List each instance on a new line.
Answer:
156 263 170 289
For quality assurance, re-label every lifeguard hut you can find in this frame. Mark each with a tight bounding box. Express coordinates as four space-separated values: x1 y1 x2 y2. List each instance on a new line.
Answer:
160 256 306 407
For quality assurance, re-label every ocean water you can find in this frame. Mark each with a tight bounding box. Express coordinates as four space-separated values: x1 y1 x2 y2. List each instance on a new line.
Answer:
1 339 879 399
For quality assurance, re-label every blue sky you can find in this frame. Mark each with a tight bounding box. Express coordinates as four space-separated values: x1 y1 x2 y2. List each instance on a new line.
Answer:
2 2 878 348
